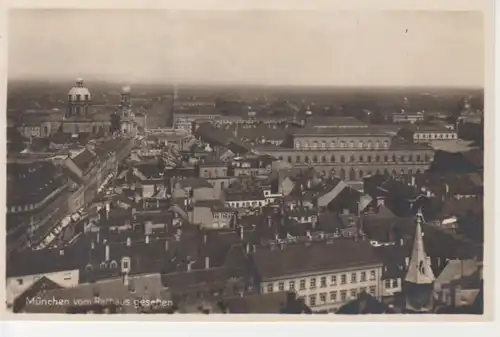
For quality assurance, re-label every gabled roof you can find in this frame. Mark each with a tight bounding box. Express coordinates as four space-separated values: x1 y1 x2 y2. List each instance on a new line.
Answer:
71 149 97 173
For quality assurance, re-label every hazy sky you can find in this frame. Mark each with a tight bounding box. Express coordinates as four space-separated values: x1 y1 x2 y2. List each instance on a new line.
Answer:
8 10 484 87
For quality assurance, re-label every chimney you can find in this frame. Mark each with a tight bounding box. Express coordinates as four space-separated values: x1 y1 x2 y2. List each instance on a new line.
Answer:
205 256 210 269
126 237 131 247
145 235 150 244
105 245 110 261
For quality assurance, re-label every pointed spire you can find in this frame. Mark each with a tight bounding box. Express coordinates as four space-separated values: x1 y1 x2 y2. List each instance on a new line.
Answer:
405 209 435 284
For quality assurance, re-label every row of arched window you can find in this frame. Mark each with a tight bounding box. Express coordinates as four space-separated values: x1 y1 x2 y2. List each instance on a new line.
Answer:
316 167 422 181
278 153 430 164
295 139 390 150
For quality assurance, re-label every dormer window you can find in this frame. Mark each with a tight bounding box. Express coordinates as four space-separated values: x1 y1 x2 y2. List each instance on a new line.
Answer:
76 94 81 101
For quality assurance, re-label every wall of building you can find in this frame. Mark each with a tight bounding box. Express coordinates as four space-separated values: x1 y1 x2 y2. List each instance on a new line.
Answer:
260 264 383 313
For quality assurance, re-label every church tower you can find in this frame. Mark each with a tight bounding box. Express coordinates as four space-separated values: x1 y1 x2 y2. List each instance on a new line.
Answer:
66 78 92 118
119 85 135 134
404 209 435 313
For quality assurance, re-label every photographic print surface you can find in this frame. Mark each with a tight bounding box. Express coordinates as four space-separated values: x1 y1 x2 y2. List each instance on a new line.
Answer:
5 9 485 316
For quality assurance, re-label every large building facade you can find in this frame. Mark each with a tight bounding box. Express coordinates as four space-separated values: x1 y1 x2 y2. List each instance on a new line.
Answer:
255 126 435 181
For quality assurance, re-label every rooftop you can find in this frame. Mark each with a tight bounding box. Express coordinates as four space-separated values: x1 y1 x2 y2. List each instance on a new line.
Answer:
252 239 382 280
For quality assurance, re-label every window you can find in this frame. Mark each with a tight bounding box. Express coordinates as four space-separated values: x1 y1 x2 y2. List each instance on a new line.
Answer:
340 290 347 301
313 156 318 163
416 154 421 162
392 154 397 162
279 282 284 291
331 141 336 148
350 289 357 298
392 279 398 288
310 278 316 289
267 284 273 293
320 277 327 288
340 156 345 163
360 287 367 294
128 279 136 293
385 279 391 288
340 141 346 148
409 154 414 162
63 272 72 281
351 273 357 283
349 141 354 148
320 293 327 303
84 94 89 100
369 286 376 296
330 291 337 302
321 156 326 163
383 140 389 148
288 156 292 163
309 295 317 306
330 155 335 163
321 141 326 149
296 155 301 163
375 141 380 149
17 278 23 285
76 94 81 101
300 279 306 290
341 274 347 284
360 272 366 282
384 155 388 162
331 275 337 285
305 156 309 163
289 281 295 291
295 142 301 149
370 271 376 281
350 155 355 162
367 156 371 163
123 260 130 270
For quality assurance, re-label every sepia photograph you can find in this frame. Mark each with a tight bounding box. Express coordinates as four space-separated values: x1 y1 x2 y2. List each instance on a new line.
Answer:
4 8 485 316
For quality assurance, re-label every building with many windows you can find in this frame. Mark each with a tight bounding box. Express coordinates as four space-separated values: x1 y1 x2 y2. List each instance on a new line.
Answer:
255 125 434 182
251 239 383 313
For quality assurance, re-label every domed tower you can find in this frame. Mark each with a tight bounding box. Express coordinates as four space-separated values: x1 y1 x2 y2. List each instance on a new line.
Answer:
66 78 91 118
119 85 135 134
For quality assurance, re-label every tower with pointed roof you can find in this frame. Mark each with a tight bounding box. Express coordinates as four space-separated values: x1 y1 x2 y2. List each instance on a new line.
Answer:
404 209 435 313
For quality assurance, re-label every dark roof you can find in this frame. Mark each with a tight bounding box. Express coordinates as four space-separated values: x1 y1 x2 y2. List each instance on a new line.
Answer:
13 276 63 313
7 161 67 206
336 292 395 314
252 239 383 280
71 149 97 173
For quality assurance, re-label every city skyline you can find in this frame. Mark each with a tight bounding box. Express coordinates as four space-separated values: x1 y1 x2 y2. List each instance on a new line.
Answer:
8 9 484 88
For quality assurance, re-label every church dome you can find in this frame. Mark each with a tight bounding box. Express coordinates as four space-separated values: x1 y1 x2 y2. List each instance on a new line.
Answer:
121 85 131 94
68 78 91 102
